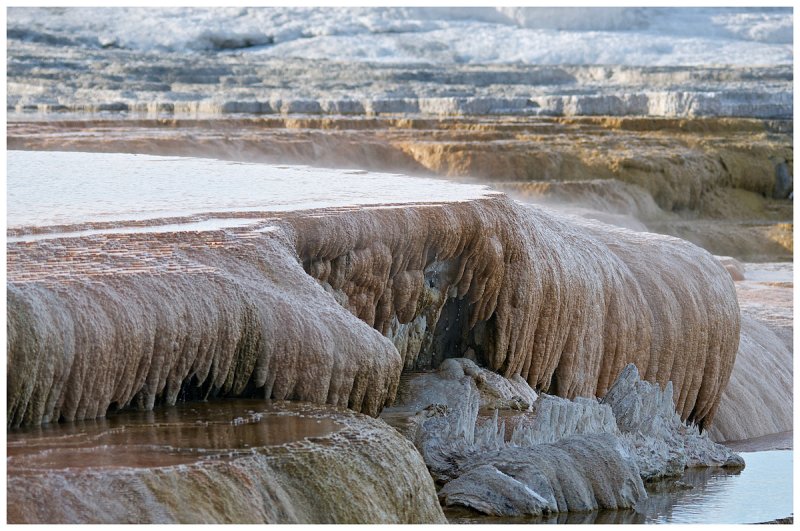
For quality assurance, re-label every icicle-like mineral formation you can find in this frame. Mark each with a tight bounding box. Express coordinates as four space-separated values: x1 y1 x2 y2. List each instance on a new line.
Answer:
383 360 741 517
7 152 740 430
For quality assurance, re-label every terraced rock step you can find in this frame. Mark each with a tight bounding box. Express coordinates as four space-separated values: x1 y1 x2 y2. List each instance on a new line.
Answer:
7 43 792 118
8 151 740 431
8 114 791 261
7 400 446 524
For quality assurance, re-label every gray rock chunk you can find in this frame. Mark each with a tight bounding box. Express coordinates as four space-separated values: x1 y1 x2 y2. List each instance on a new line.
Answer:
447 434 645 515
602 364 744 480
439 464 552 516
773 160 793 199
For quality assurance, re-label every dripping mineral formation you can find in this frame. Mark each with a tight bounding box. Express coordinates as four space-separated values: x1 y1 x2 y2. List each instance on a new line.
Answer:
7 151 740 430
7 151 747 523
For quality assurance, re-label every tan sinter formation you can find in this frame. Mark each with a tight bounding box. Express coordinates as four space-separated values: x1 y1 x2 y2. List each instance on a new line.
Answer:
8 116 792 262
7 194 740 429
8 401 447 524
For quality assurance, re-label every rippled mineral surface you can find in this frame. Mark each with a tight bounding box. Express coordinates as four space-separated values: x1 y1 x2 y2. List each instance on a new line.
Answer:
7 400 447 524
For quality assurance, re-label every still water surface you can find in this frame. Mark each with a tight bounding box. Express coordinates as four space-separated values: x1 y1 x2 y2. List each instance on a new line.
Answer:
639 450 792 524
446 450 793 524
7 400 342 473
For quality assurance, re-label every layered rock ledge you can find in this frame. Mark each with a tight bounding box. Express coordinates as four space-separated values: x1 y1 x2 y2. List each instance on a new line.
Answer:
8 115 792 262
6 44 792 119
8 151 740 431
7 400 446 524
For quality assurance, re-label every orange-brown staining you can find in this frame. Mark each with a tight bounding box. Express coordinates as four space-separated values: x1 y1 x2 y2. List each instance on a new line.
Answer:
7 192 740 429
7 401 447 524
8 116 790 264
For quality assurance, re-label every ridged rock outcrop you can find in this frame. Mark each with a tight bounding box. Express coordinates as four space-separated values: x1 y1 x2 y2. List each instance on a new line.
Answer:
710 316 792 443
439 435 645 517
383 360 741 518
382 359 646 516
602 364 743 481
7 154 740 429
709 263 793 443
7 401 446 524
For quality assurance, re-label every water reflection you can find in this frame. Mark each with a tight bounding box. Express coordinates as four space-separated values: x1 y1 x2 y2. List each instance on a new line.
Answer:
641 451 793 524
8 400 342 473
446 450 793 524
445 505 645 525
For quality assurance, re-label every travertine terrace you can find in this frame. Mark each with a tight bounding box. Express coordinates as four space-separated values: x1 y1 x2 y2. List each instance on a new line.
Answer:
8 115 792 262
8 152 740 430
6 7 793 524
6 13 793 264
8 400 446 524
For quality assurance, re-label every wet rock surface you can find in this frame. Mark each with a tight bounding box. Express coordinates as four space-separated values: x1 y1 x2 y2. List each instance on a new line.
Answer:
7 400 446 524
